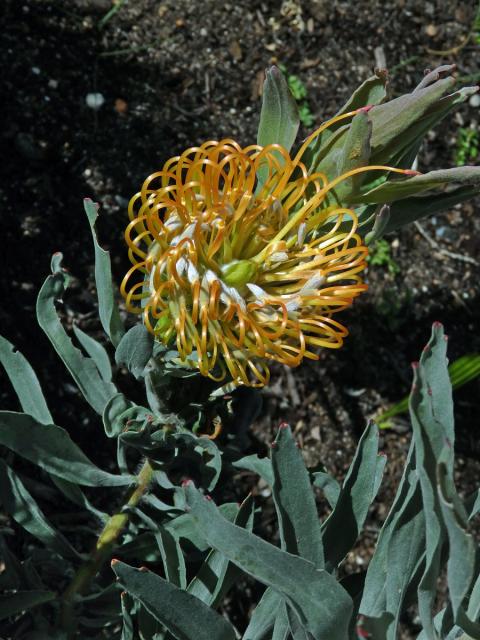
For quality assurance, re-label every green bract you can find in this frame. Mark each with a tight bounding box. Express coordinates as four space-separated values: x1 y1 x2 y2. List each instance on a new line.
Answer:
259 64 480 240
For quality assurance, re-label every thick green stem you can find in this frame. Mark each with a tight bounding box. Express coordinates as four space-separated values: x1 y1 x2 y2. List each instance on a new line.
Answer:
61 459 154 633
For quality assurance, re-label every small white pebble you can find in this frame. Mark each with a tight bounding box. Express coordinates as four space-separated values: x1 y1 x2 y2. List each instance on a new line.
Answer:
86 92 105 110
469 93 480 108
32 66 41 75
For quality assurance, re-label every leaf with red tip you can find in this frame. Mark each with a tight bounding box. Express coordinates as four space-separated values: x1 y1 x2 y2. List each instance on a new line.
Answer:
184 483 352 640
351 166 480 204
186 495 254 608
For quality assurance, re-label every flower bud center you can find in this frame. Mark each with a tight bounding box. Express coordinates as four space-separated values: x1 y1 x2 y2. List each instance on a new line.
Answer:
221 259 258 287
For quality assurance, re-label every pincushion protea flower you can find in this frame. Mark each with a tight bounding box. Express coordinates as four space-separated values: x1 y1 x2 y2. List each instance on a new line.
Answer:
121 110 414 386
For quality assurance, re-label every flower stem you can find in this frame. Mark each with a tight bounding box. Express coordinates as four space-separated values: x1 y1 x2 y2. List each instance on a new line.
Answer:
61 458 154 635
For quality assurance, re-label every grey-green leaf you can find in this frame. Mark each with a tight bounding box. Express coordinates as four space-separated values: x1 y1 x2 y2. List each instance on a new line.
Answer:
376 184 480 234
115 324 154 380
132 507 186 590
369 76 456 165
185 484 353 640
0 411 132 486
112 560 236 640
302 70 388 167
84 198 125 347
336 70 389 116
312 471 341 509
322 421 382 572
0 460 82 561
243 588 282 640
72 324 113 383
120 592 135 640
232 454 274 486
409 323 455 637
0 336 107 521
257 66 299 154
438 463 480 638
272 601 290 640
334 111 372 198
187 495 254 608
359 443 425 639
103 393 134 438
36 256 118 415
0 334 52 424
353 166 480 204
0 590 56 621
271 425 323 568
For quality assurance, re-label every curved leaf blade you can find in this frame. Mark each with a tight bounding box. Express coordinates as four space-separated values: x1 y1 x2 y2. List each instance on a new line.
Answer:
257 66 299 153
0 411 132 486
185 484 353 640
187 495 254 607
438 463 480 638
0 461 82 561
244 588 282 640
112 560 236 640
271 424 323 568
353 166 480 205
322 421 382 572
36 255 118 415
72 324 113 383
115 325 154 380
0 334 52 424
0 590 56 621
84 198 125 347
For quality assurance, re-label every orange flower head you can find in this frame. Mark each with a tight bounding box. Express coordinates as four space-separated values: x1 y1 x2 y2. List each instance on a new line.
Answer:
121 110 409 386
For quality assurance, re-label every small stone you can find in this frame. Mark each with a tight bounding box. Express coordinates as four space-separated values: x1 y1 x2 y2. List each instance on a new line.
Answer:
114 98 128 114
114 194 129 207
228 40 242 61
425 24 438 37
199 27 208 37
424 2 435 16
48 78 58 89
469 93 480 108
86 92 105 109
32 66 41 75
